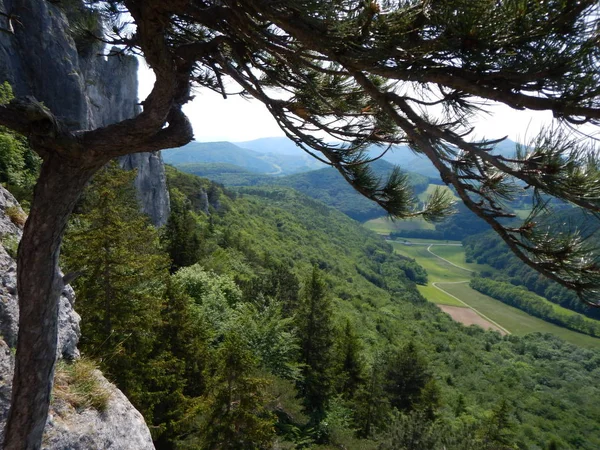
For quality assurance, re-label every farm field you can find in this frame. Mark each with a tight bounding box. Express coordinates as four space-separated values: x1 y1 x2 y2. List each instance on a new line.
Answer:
417 284 464 307
390 238 600 349
391 241 471 282
427 245 492 272
438 304 506 335
440 282 600 349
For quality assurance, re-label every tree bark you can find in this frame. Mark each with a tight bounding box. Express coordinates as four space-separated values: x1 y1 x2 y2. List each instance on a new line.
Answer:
3 154 100 450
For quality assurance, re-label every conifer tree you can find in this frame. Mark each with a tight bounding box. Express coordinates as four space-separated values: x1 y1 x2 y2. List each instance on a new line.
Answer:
62 161 170 414
296 266 334 420
384 341 432 413
481 399 516 449
151 280 211 449
162 187 201 273
182 333 275 450
354 355 390 438
333 320 365 399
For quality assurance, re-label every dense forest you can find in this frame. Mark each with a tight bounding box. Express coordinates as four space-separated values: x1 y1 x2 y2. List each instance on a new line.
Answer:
52 164 600 449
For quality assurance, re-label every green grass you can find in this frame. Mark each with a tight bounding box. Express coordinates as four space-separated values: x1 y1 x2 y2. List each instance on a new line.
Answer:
391 242 471 282
439 283 600 349
431 246 593 323
417 284 465 307
427 245 495 273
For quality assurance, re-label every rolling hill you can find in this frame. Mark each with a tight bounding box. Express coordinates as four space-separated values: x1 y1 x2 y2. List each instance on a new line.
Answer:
172 159 432 222
162 141 277 173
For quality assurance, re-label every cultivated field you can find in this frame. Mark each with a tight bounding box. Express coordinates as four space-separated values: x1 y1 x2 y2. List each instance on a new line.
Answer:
389 238 600 349
438 305 507 335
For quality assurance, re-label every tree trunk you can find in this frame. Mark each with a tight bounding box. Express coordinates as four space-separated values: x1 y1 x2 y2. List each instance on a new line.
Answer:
3 154 99 450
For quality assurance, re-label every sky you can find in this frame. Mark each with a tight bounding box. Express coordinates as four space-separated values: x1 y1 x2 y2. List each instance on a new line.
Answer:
138 61 556 145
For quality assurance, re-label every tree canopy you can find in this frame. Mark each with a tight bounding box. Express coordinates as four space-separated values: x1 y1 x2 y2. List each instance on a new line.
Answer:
0 1 599 448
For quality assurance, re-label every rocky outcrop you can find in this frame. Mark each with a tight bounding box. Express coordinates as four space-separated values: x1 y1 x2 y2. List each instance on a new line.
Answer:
120 152 171 227
0 0 170 226
0 186 155 449
43 374 155 450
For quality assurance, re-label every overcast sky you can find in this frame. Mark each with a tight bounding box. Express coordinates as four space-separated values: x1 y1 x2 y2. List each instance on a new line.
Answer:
138 61 555 145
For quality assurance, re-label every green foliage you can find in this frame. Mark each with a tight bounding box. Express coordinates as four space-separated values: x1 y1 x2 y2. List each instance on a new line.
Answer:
383 341 432 413
62 162 179 436
1 234 19 259
353 356 391 438
297 266 335 420
232 301 300 380
178 333 276 450
173 264 242 340
332 320 365 399
0 82 40 204
63 165 600 449
63 163 169 356
480 399 517 449
162 187 202 272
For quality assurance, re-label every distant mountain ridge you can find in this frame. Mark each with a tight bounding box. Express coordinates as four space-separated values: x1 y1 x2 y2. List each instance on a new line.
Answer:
170 136 522 179
163 139 325 176
162 141 277 174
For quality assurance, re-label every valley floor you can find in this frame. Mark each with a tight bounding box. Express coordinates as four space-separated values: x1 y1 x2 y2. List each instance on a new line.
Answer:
390 238 600 349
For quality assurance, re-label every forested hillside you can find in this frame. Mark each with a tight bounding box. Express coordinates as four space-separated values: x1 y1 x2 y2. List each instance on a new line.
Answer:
59 165 600 450
172 159 432 222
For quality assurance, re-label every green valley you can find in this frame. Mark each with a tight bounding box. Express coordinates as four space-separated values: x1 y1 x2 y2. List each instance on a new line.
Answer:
390 238 600 349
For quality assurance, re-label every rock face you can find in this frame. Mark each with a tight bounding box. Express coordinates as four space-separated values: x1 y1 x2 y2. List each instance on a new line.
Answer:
0 186 155 449
120 152 171 228
0 0 170 226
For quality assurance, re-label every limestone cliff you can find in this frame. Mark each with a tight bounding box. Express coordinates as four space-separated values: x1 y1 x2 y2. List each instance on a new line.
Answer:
0 186 155 449
0 0 170 225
